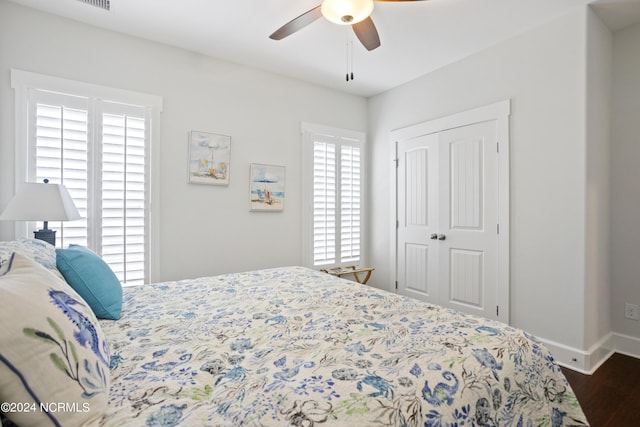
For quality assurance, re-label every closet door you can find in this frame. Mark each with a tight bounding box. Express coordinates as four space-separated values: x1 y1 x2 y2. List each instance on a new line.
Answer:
437 120 498 320
396 134 439 302
396 119 503 321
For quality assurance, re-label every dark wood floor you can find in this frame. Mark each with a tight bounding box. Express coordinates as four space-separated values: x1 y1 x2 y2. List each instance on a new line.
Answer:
561 352 640 426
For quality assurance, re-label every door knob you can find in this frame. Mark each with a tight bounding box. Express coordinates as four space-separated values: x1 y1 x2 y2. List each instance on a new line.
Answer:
430 233 438 240
438 234 446 240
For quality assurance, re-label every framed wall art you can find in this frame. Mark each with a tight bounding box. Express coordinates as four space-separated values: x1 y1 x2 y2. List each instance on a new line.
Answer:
249 163 285 211
188 131 231 185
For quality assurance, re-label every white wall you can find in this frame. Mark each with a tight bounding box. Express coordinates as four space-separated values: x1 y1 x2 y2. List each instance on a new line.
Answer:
584 8 613 363
0 1 367 282
368 10 593 363
611 22 640 344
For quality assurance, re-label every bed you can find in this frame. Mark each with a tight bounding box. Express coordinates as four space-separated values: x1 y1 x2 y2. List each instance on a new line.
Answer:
0 239 588 426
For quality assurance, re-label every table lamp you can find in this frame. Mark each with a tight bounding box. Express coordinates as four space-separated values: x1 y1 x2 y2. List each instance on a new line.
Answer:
0 179 81 246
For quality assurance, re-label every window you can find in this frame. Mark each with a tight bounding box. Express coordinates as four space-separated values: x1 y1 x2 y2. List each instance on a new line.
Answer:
302 123 365 268
11 70 162 285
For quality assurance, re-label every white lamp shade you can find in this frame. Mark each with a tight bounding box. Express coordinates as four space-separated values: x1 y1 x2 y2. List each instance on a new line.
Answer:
321 0 374 25
0 183 81 222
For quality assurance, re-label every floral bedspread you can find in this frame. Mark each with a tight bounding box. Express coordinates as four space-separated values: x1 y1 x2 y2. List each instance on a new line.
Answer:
99 267 588 426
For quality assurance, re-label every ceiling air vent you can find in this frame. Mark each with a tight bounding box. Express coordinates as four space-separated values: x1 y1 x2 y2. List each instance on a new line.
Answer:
77 0 110 11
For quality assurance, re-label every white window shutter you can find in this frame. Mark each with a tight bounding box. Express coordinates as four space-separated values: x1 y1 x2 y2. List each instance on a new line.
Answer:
340 144 360 262
101 108 147 285
33 97 90 248
313 141 337 265
303 123 365 269
29 90 149 285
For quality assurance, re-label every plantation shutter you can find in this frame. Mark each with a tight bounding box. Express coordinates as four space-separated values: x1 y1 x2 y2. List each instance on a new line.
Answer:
101 103 148 285
28 89 149 285
31 91 90 247
313 140 337 265
306 126 364 268
340 144 360 262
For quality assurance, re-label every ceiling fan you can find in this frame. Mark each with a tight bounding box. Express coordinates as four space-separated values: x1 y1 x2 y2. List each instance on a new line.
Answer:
270 0 428 51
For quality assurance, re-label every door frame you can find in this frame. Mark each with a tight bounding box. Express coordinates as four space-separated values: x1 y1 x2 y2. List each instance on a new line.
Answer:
390 100 511 323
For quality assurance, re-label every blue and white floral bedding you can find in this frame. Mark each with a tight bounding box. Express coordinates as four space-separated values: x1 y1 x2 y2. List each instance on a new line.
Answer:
99 266 588 426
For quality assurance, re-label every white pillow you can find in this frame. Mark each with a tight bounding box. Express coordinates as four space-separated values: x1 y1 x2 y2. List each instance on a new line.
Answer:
0 252 110 426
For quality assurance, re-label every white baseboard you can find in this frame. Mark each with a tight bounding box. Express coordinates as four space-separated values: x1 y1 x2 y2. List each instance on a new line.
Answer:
540 336 611 374
541 332 640 374
611 332 640 359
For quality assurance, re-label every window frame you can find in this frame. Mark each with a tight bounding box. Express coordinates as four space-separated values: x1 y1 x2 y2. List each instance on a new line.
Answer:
301 122 367 269
10 69 163 284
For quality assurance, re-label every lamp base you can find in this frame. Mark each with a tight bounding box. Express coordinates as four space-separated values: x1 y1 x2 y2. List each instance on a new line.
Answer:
34 229 56 246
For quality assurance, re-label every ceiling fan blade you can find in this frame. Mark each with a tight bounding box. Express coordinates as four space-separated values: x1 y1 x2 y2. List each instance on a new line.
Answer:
270 5 323 40
352 17 381 51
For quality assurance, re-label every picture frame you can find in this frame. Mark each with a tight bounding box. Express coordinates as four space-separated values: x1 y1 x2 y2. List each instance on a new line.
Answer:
249 163 285 211
188 131 231 185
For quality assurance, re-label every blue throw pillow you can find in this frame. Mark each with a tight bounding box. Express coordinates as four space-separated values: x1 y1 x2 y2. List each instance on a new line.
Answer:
56 244 122 320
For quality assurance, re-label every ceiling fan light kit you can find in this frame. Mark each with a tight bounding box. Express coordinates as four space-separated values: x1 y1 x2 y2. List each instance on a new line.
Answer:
321 0 375 25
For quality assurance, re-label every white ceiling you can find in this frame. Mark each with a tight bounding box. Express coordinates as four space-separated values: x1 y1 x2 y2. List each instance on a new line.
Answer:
7 0 640 97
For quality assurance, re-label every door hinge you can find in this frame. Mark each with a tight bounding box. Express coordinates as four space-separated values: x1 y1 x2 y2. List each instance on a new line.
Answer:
497 142 499 153
496 305 499 316
497 224 499 234
394 158 399 168
395 281 398 290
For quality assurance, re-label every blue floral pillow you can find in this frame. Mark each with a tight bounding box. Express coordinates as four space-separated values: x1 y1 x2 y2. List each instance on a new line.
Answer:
0 252 110 426
0 238 63 280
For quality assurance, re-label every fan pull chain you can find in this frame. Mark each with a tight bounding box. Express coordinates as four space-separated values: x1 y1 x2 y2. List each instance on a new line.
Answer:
350 39 354 81
345 39 350 81
346 38 354 82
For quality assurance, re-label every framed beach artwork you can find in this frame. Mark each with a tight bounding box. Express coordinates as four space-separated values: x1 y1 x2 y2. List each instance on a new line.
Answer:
188 131 231 185
249 163 285 211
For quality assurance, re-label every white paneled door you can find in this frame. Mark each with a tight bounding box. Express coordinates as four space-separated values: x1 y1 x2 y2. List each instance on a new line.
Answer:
394 102 509 322
396 133 440 302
